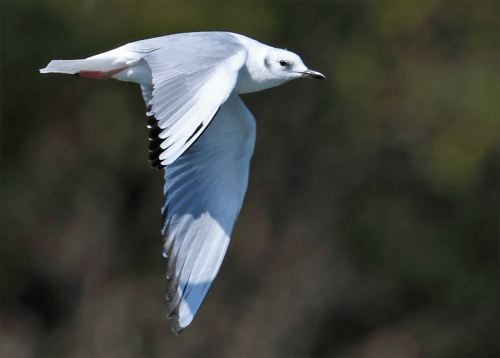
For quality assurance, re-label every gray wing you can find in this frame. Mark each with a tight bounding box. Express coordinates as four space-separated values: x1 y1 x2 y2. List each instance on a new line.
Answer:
160 93 256 334
129 32 248 165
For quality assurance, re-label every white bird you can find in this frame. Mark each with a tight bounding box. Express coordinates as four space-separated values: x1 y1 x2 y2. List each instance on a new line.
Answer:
40 31 325 334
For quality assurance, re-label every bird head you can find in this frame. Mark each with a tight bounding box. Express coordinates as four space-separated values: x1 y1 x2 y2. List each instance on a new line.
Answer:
264 48 325 81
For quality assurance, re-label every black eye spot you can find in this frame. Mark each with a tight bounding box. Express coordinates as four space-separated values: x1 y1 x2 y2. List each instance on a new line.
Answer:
279 60 288 67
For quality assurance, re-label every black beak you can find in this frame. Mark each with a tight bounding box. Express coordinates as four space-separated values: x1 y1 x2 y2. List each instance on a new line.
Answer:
301 69 326 79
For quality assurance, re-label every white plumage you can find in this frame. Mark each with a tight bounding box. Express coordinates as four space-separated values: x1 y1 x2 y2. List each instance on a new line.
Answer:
40 31 325 334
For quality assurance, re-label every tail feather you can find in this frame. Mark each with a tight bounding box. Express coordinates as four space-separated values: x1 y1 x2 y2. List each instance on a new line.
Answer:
40 59 87 74
40 48 151 83
39 58 130 75
40 47 141 75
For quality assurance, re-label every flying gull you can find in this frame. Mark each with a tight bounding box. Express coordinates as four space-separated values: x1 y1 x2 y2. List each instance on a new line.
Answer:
40 31 325 334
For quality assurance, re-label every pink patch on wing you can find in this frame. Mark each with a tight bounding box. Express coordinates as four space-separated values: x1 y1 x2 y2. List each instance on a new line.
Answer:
77 68 125 79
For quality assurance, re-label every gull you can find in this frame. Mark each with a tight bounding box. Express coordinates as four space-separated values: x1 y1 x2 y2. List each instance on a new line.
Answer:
40 31 325 334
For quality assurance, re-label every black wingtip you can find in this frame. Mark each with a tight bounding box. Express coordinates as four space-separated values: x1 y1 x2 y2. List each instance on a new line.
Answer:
146 111 167 170
148 145 163 162
149 137 162 151
147 115 156 128
172 320 185 335
150 158 162 168
149 124 162 139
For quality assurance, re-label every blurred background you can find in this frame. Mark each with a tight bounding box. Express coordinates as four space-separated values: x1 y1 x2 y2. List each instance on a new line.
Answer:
1 1 498 357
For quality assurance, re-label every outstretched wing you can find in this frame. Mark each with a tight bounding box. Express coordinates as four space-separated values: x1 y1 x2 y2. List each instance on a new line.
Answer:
160 93 256 334
128 32 248 165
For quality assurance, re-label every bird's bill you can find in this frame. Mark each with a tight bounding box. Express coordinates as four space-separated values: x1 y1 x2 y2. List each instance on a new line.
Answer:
301 69 326 79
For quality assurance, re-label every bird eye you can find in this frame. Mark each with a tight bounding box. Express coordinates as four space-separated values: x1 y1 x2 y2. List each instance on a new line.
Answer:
279 60 288 67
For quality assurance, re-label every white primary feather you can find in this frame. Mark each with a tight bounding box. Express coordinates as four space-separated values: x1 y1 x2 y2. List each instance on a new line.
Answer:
161 93 255 332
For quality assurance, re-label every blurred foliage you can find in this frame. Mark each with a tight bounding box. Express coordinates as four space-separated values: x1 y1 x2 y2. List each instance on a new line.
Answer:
1 1 498 357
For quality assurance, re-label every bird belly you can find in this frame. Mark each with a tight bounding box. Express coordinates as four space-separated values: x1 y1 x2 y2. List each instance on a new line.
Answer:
111 59 153 85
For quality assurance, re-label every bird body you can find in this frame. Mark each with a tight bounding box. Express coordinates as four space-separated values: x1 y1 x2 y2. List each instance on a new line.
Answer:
40 31 324 334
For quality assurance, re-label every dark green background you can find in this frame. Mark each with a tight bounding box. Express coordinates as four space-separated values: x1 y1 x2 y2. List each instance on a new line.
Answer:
2 1 498 356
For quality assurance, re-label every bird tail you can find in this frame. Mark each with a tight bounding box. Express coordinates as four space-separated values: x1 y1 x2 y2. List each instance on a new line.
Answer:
39 47 141 79
40 59 92 75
